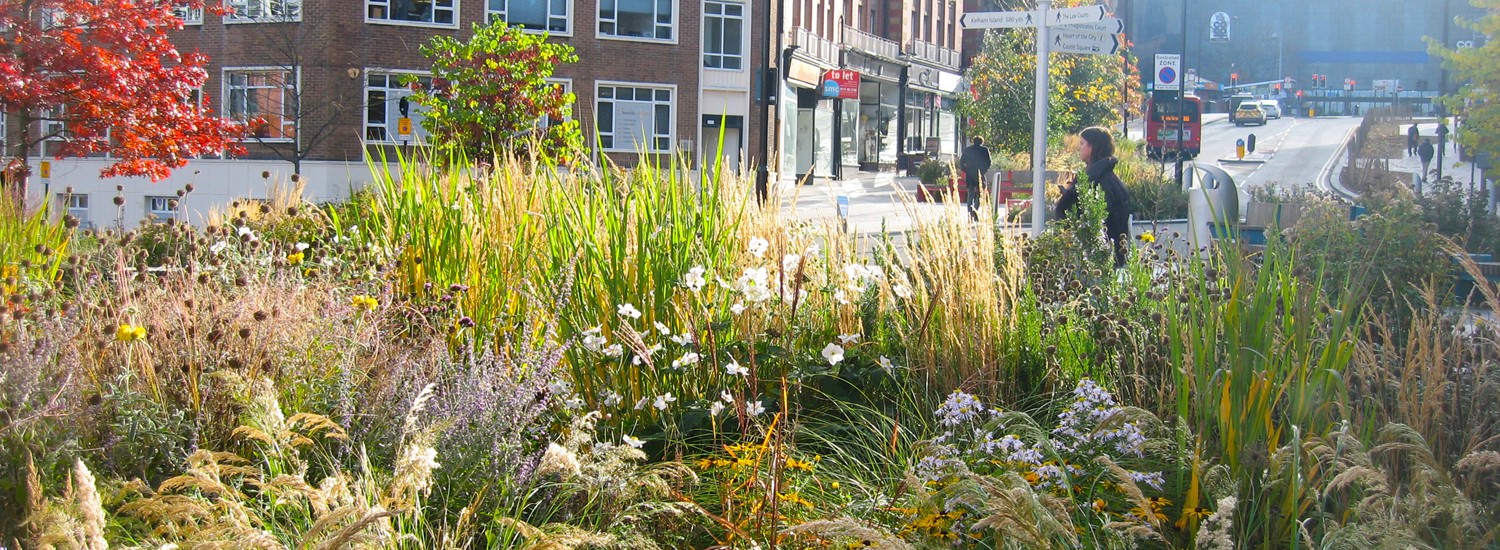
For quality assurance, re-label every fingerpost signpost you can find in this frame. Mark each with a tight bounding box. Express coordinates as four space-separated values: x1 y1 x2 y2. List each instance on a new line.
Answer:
960 2 1122 231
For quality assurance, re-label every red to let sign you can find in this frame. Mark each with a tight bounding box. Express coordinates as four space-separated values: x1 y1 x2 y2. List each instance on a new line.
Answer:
821 69 861 99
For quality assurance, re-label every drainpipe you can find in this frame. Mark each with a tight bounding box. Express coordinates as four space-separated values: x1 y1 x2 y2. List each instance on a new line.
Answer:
756 0 782 202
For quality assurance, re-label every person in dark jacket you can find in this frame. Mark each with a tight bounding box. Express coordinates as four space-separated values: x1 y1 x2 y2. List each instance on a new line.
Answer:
1407 123 1419 157
1055 127 1132 268
959 137 992 218
1418 138 1435 182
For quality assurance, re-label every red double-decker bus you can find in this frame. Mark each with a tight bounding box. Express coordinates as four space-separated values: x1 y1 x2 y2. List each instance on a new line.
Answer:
1145 94 1202 159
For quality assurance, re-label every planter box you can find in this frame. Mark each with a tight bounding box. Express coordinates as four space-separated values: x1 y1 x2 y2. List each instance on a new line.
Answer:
1244 201 1305 228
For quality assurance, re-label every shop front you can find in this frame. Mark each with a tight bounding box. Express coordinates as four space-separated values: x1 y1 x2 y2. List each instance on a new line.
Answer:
782 54 837 183
902 63 964 169
844 51 906 174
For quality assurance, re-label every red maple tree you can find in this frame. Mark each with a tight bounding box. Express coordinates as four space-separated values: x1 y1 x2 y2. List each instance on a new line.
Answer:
0 0 244 193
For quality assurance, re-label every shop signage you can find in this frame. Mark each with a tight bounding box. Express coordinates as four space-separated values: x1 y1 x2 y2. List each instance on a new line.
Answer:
822 69 861 99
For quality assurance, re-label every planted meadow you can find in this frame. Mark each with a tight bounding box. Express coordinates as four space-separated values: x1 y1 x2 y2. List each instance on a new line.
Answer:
2 153 1499 549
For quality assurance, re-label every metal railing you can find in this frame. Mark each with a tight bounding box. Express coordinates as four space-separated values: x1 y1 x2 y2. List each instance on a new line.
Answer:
842 25 901 59
905 40 960 68
790 27 841 66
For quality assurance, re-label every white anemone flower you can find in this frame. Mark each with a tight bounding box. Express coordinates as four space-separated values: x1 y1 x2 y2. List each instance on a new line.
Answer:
821 343 845 366
617 303 642 319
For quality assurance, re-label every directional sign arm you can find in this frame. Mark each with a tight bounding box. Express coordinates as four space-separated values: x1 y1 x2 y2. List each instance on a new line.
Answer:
960 10 1040 30
1046 4 1108 27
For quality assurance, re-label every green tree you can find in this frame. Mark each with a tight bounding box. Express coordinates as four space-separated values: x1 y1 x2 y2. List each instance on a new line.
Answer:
411 21 581 164
1430 0 1500 164
959 0 1137 156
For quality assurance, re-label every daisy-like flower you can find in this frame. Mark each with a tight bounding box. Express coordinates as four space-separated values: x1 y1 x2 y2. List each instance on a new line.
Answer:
623 435 645 449
837 333 860 345
709 401 726 415
878 355 899 373
782 253 802 274
115 323 147 342
603 344 624 357
617 303 642 319
1139 232 1157 243
746 400 766 417
287 251 305 266
670 332 694 346
725 362 749 376
681 265 708 291
653 393 677 411
821 343 845 365
351 295 379 311
581 326 607 352
747 236 770 258
601 391 623 407
670 352 701 369
730 302 747 315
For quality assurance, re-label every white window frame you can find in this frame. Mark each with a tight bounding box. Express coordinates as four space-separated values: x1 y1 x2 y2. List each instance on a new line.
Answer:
56 193 90 226
224 0 302 23
363 70 433 145
537 78 574 130
223 67 297 143
597 0 678 44
595 81 675 153
175 6 204 25
366 0 459 28
146 196 179 222
702 0 745 71
488 0 572 36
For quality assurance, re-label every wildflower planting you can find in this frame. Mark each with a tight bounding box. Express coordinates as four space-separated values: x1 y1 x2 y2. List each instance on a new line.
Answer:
6 145 1500 549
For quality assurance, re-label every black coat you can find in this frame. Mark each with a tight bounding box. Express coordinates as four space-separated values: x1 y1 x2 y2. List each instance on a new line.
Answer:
1418 142 1435 162
960 143 992 175
1055 157 1132 262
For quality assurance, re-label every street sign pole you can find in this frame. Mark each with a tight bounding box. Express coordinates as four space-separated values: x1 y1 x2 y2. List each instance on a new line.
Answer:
1031 0 1051 234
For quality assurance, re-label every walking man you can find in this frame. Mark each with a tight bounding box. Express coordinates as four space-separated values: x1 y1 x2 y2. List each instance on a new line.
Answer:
1407 123 1419 157
1437 119 1451 180
1418 138 1436 183
959 136 992 219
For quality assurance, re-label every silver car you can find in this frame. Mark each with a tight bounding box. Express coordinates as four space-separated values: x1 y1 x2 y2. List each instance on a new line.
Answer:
1259 100 1282 119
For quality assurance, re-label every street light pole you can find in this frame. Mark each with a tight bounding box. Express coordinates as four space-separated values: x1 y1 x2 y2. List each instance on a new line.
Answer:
1174 0 1186 189
1271 32 1283 81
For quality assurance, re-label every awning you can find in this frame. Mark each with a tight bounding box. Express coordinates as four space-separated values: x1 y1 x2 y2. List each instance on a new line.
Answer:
786 57 822 89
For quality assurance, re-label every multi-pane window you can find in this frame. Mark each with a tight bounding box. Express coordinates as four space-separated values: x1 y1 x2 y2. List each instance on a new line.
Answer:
57 194 90 227
146 196 178 222
175 7 204 24
596 84 672 152
226 69 296 141
489 0 569 33
365 72 432 144
537 79 573 129
225 0 301 21
703 0 743 70
367 0 457 25
599 0 673 40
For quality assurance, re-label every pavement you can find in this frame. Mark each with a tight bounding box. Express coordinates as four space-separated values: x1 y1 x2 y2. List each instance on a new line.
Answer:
1391 120 1485 190
776 171 976 237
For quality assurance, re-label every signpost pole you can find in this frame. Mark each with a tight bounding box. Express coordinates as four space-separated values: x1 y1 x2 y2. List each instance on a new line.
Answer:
1030 0 1052 234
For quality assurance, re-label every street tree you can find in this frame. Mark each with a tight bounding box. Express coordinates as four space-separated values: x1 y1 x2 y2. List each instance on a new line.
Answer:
959 0 1137 156
411 21 581 165
1431 0 1500 165
0 0 244 194
229 16 354 176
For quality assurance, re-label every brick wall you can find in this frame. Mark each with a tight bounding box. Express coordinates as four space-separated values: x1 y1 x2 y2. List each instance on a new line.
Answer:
168 0 708 168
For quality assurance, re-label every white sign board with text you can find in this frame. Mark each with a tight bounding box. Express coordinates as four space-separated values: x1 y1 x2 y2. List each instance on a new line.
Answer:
1155 54 1181 91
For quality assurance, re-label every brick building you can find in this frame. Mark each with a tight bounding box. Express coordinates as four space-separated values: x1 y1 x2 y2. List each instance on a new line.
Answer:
34 0 763 226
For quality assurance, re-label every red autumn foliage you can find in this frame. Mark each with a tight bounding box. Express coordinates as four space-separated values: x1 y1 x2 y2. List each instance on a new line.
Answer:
0 0 245 188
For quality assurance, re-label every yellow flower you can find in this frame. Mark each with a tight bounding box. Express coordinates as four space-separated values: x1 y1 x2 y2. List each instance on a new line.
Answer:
785 457 815 471
350 295 378 311
695 458 714 470
287 251 305 265
115 323 147 342
1181 506 1213 522
1139 232 1157 243
830 481 840 490
1147 496 1172 511
1092 498 1107 512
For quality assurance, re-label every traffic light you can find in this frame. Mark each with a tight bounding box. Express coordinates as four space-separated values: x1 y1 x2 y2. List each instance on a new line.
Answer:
1230 72 1238 87
1313 74 1321 88
1296 90 1304 98
1274 83 1282 92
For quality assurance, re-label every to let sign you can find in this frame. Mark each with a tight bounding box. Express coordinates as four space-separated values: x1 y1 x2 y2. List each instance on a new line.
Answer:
822 69 860 99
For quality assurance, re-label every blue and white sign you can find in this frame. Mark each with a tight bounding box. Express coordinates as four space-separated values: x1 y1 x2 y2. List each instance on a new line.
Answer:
1155 54 1181 91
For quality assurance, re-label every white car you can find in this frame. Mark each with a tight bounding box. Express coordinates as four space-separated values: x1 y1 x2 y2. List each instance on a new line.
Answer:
1259 100 1282 119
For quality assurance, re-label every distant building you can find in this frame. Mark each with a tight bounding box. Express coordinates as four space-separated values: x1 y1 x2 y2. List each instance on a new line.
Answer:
1120 0 1486 110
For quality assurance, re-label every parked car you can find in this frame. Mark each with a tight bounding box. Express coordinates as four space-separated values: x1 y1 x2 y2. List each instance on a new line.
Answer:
1259 100 1282 119
1234 104 1267 126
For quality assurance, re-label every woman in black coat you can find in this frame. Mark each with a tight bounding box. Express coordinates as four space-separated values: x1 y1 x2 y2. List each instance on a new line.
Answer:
1054 126 1132 268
